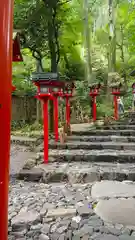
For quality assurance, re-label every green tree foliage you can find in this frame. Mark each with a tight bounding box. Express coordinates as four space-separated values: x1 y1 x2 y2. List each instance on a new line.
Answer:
13 0 135 120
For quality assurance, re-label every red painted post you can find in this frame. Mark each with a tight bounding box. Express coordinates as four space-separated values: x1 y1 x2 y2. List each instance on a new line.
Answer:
0 0 14 239
66 97 70 125
43 99 49 163
114 95 118 120
53 97 59 142
93 96 97 121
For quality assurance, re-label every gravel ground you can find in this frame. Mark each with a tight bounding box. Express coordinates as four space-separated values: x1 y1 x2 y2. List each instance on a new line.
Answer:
8 180 135 240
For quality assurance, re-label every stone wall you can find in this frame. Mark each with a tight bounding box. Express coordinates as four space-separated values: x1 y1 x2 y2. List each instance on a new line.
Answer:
12 96 88 124
12 95 36 122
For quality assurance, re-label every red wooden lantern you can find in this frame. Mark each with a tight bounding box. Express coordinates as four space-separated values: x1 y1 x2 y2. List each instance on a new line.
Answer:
32 72 65 161
89 83 101 121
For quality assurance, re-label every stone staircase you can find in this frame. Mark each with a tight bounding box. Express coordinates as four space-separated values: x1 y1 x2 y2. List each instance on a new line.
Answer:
16 112 135 184
9 112 135 240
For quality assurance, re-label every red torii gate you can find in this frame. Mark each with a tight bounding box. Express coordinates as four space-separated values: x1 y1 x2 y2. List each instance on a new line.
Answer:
0 2 23 239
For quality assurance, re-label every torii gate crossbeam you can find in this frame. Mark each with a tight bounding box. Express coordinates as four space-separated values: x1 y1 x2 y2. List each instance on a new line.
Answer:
0 0 14 239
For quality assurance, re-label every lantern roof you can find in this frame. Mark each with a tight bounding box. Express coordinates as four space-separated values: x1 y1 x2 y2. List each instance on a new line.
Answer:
89 82 101 88
110 82 122 88
31 72 58 81
13 30 23 62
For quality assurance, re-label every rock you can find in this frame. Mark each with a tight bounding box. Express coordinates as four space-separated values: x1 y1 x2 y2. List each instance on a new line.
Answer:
91 181 135 199
12 222 27 232
95 199 135 226
58 234 66 240
106 227 121 236
122 228 131 235
72 236 81 240
18 168 43 181
23 158 36 170
82 235 89 240
77 203 93 217
57 225 68 234
119 236 135 240
94 234 119 239
50 233 60 240
88 216 103 229
73 225 93 237
40 203 55 217
43 217 54 223
71 219 79 230
66 230 72 240
11 229 27 237
51 222 60 233
30 223 42 230
41 224 51 234
12 210 40 228
59 219 70 229
46 208 76 218
39 234 49 240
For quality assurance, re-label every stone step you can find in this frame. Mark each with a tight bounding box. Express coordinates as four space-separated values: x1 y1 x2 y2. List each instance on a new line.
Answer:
101 125 135 130
36 149 135 163
67 135 135 142
72 129 135 136
111 121 135 125
18 161 135 183
11 135 41 147
46 141 135 150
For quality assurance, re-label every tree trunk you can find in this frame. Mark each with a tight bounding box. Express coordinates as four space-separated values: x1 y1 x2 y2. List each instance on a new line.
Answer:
83 0 92 84
112 25 116 72
107 0 115 98
35 59 42 124
120 24 127 88
108 0 117 73
48 16 58 132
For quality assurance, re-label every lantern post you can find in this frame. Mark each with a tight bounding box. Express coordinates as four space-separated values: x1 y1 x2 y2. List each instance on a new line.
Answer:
50 82 65 142
111 84 121 120
0 0 14 239
62 82 75 126
89 83 101 121
32 73 57 163
32 73 64 161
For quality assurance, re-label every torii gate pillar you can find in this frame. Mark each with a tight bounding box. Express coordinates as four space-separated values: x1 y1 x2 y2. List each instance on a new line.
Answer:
0 0 14 239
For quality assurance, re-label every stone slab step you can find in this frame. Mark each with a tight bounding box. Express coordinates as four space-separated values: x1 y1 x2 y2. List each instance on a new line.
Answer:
72 129 135 136
48 141 135 150
91 181 135 200
67 135 135 142
37 149 135 163
11 135 41 147
101 125 135 130
18 162 135 183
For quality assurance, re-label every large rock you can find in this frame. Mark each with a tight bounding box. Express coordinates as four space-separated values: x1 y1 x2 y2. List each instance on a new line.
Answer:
95 199 135 226
12 210 40 229
91 181 135 199
46 208 76 218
